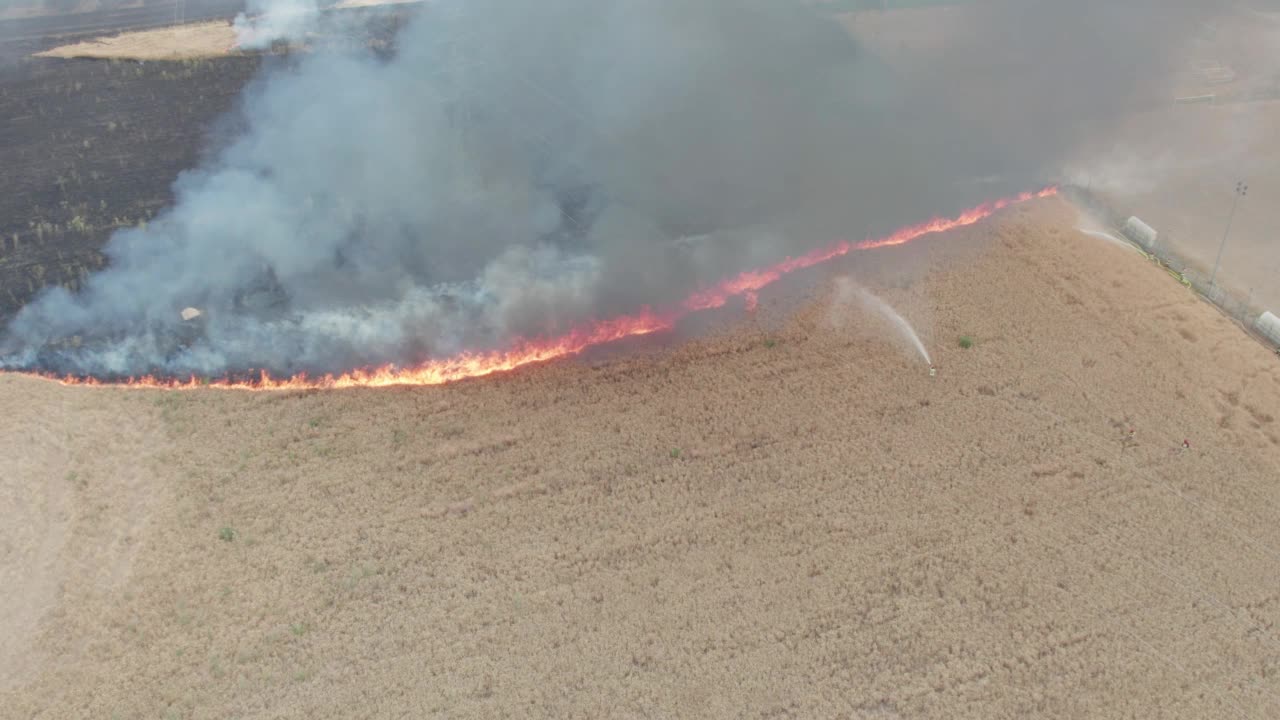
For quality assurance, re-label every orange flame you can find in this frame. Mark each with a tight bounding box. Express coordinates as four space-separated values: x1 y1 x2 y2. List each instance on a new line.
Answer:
23 186 1055 391
682 186 1057 311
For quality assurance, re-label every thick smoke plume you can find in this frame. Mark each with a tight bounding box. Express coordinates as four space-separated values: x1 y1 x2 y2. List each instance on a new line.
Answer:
1 0 1218 377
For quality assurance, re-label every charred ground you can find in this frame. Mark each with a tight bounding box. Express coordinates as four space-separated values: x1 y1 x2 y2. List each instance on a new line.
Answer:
0 54 260 318
0 1 253 320
0 2 413 324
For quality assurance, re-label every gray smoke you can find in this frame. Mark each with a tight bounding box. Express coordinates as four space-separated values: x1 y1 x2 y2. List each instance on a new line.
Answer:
1 0 1220 377
233 0 368 49
233 0 322 48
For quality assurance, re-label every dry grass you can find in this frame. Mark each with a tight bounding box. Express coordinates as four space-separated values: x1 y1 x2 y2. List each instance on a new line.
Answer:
2 198 1279 717
34 20 238 61
29 0 420 61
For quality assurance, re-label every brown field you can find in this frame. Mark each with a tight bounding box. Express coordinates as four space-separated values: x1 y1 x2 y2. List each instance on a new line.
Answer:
3 198 1279 718
5 4 1280 718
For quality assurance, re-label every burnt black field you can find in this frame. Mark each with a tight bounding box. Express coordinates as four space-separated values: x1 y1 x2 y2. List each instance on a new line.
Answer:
0 1 253 321
0 1 410 323
0 55 263 319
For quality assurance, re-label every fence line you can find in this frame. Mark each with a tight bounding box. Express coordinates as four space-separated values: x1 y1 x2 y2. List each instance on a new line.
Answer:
1063 185 1280 356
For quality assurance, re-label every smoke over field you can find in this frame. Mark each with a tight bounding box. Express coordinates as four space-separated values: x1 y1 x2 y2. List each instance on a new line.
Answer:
0 0 1215 378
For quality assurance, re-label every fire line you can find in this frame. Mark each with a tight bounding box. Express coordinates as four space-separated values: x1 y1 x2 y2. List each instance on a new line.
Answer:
21 186 1056 391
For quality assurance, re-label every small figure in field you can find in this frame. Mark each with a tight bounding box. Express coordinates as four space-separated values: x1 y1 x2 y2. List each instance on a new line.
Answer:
1120 428 1138 453
1182 438 1191 451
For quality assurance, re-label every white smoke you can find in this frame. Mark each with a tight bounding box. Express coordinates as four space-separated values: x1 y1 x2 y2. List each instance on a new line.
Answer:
1 0 1220 378
232 0 322 49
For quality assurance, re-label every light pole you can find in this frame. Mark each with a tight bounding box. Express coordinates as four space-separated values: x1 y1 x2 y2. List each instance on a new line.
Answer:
1210 181 1247 290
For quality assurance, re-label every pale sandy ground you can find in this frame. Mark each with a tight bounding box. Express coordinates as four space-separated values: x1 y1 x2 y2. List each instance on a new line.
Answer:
31 0 423 60
2 198 1279 718
33 20 239 61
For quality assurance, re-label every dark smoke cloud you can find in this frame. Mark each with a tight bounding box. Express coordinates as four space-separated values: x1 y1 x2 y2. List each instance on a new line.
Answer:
1 0 1221 377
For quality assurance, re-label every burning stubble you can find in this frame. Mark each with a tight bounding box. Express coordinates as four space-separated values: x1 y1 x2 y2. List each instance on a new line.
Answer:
0 0 1220 381
24 190 1051 390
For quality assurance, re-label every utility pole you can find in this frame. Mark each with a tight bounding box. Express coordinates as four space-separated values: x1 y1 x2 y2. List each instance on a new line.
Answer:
1210 180 1247 290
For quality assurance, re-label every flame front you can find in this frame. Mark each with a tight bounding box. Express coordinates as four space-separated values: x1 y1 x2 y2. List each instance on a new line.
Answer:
28 187 1056 391
681 187 1056 311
